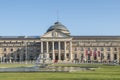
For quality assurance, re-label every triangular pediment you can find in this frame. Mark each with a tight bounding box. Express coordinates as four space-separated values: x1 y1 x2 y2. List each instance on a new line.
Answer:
41 30 69 38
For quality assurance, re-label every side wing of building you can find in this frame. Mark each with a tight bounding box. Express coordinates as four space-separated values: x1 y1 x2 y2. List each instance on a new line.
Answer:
0 36 40 63
72 36 120 63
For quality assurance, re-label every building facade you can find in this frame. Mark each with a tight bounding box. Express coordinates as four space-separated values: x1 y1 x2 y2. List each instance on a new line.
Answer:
0 22 120 63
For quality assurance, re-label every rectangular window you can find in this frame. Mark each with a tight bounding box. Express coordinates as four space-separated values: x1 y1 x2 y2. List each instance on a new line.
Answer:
66 54 69 58
4 48 6 52
80 47 84 51
101 47 104 51
107 47 110 51
88 47 90 51
74 54 77 59
107 53 110 60
11 48 13 51
74 47 77 51
114 48 117 51
114 54 117 60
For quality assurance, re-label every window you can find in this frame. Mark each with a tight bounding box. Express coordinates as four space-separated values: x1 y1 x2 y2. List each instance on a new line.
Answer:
11 53 13 57
88 47 90 51
80 47 84 51
101 53 104 60
81 54 83 58
17 48 20 52
114 54 117 60
22 41 24 44
54 42 58 50
107 53 110 60
37 49 40 52
94 53 97 60
107 47 110 51
81 54 84 61
66 54 69 58
101 47 104 51
60 42 64 50
4 48 6 52
114 48 117 51
74 54 77 59
52 32 58 37
29 48 33 52
74 47 77 51
4 54 6 57
11 48 13 51
94 48 97 51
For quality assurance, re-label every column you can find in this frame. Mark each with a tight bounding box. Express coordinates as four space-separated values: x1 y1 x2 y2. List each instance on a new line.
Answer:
15 53 17 62
46 41 48 53
104 47 107 62
91 48 94 62
46 41 49 59
41 41 43 53
84 47 86 62
58 41 61 60
70 41 73 60
0 56 2 63
111 47 114 62
117 47 119 63
64 41 66 61
52 41 55 60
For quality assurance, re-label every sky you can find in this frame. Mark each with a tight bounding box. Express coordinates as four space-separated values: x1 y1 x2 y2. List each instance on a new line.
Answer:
0 0 120 36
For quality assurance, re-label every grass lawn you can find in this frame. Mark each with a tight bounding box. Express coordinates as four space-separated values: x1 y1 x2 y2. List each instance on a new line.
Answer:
0 63 34 68
0 63 120 80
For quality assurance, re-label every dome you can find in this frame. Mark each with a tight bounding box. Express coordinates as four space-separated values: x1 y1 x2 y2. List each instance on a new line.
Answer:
47 22 70 35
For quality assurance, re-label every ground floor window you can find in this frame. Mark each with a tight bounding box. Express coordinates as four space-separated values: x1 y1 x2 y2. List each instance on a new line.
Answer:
114 54 117 60
61 53 64 60
107 53 110 60
49 53 52 60
66 53 69 58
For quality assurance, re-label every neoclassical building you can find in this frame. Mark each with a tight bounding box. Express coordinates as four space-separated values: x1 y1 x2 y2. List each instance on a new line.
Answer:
0 22 120 63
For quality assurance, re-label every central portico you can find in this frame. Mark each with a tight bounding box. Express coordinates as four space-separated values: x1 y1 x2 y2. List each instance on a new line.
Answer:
40 22 73 62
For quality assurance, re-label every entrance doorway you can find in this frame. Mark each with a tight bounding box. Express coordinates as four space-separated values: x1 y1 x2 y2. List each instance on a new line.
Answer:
55 53 58 63
61 53 64 60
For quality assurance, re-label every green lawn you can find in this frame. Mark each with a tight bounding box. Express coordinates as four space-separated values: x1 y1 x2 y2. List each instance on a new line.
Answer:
0 63 120 80
0 63 34 68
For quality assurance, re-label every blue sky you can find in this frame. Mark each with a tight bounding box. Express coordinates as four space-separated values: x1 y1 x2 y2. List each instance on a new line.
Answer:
0 0 120 36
